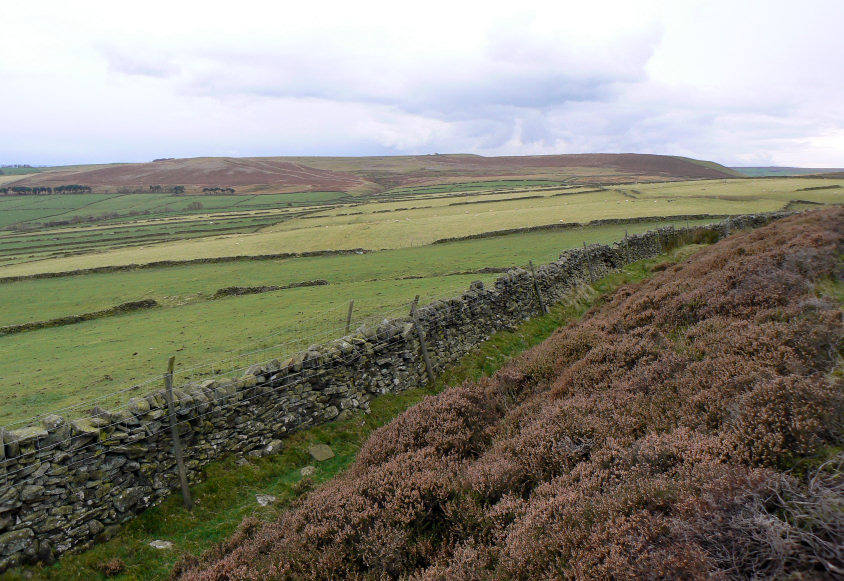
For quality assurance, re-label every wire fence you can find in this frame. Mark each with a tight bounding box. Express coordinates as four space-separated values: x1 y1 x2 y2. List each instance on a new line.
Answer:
1 288 518 490
0 272 506 432
0 218 726 438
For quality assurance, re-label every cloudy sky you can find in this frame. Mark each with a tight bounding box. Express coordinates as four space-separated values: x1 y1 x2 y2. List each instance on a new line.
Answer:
1 0 842 167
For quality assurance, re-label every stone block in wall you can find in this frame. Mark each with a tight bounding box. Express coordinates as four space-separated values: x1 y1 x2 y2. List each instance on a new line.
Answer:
5 427 48 458
40 416 70 448
128 397 149 416
0 528 34 557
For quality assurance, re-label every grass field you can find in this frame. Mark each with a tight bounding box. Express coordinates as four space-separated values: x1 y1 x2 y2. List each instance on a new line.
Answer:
0 166 45 176
0 175 841 425
732 166 844 177
0 219 710 426
1 177 841 277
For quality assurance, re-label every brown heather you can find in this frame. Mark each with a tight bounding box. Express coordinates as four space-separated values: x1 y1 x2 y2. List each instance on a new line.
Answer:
174 208 844 580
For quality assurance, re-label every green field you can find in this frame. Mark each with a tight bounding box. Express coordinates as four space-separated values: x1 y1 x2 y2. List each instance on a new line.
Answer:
388 179 571 195
0 219 710 426
1 177 842 276
0 166 45 176
0 176 841 426
731 167 844 177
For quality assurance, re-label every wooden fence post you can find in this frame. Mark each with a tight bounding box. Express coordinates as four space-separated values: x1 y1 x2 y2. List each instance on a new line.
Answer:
410 301 435 383
164 356 193 511
583 242 596 283
528 261 548 315
0 426 6 485
345 300 354 335
624 229 630 263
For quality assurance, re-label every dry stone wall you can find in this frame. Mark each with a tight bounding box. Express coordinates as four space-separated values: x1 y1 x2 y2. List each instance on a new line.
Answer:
0 212 787 570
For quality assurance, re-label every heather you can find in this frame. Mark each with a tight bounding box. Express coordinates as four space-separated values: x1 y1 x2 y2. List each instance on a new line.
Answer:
174 208 844 580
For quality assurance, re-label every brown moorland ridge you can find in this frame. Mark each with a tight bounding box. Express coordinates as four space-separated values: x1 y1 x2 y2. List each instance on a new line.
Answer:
175 208 844 581
9 157 370 193
7 153 740 194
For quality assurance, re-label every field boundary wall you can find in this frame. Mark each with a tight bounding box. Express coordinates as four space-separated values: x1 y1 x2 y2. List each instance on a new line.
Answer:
0 212 788 570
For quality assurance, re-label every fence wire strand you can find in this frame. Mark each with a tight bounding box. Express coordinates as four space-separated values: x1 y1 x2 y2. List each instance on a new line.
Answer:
0 222 717 489
1 290 514 488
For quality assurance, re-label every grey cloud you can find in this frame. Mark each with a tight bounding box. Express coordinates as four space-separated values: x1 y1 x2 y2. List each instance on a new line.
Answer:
7 1 842 168
99 44 180 78
98 22 658 122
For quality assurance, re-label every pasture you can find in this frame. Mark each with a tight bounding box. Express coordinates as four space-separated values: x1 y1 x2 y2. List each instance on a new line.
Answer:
0 176 841 277
0 175 841 425
0 219 706 426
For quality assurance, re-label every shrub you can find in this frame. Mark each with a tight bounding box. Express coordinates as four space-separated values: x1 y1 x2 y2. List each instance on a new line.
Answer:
174 208 844 581
95 557 125 577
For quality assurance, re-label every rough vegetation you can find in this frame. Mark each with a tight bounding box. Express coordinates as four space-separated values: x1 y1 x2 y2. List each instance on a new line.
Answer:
212 280 329 298
3 154 739 196
173 208 844 580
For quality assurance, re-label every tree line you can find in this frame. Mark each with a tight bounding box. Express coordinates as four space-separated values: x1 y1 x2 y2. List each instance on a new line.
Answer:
149 185 185 193
202 187 236 194
0 184 92 195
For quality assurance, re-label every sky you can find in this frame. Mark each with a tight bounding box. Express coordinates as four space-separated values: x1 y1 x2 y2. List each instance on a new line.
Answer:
1 0 843 167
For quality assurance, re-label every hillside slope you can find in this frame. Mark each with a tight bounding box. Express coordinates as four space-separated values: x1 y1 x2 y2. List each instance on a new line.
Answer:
8 157 371 193
175 208 844 581
8 153 739 194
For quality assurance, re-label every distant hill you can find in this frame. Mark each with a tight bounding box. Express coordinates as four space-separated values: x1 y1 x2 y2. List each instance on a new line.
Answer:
6 153 740 195
731 166 844 177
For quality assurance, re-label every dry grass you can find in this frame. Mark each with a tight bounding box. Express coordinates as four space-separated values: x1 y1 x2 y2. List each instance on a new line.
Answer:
3 177 841 278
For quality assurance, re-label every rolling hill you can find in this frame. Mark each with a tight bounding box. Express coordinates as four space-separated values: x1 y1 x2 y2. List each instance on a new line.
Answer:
4 153 741 195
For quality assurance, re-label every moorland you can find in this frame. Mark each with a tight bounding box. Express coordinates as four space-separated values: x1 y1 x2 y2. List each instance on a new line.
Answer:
173 207 844 580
